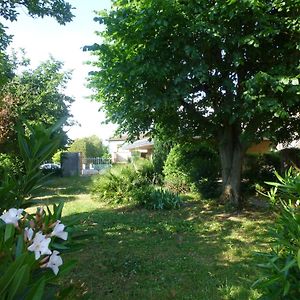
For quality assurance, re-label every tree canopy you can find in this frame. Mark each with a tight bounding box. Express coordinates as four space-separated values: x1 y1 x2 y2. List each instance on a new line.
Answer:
68 135 108 158
0 0 74 83
0 0 73 24
0 58 74 152
87 0 300 205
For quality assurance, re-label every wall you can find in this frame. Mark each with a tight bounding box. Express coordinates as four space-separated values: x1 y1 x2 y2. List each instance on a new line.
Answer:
246 140 272 154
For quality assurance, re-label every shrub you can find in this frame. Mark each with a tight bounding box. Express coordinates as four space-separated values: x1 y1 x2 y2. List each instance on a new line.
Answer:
253 169 300 299
133 159 155 182
279 147 300 170
91 160 181 209
0 121 63 211
0 153 26 185
0 120 84 299
243 152 281 187
138 186 182 210
91 160 155 205
0 202 77 299
163 142 220 196
152 139 173 176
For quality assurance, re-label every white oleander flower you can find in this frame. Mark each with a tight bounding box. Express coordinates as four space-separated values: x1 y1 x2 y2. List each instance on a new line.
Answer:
28 232 52 260
24 227 34 241
0 208 23 226
51 221 68 240
47 250 63 275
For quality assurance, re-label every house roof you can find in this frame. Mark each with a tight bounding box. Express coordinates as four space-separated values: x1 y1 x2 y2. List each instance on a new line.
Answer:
122 138 154 150
107 134 128 142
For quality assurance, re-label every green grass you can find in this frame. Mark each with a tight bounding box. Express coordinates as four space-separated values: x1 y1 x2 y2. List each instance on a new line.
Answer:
38 176 271 300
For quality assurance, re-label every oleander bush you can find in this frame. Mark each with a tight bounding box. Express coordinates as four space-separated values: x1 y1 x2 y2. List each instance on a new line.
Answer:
0 203 76 299
0 121 84 299
0 121 63 211
253 169 300 299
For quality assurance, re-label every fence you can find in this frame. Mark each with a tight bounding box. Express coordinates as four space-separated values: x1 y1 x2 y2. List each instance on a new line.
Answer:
82 157 112 175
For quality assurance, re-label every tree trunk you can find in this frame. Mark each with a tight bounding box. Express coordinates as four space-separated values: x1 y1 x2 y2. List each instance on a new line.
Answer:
218 124 245 208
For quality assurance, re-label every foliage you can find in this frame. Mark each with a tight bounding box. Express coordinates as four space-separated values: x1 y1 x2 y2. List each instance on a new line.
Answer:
264 169 300 205
0 0 74 105
0 0 74 24
0 203 77 300
0 58 74 153
68 135 108 158
243 152 281 193
52 150 63 164
87 0 300 204
91 160 154 205
136 186 182 210
152 138 173 177
0 120 64 211
279 147 300 170
0 153 22 180
163 142 220 197
253 170 300 299
92 158 182 210
133 159 155 182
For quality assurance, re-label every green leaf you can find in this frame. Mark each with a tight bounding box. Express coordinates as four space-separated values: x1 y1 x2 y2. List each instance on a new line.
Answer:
281 258 296 272
4 224 15 242
54 202 64 220
0 254 27 297
283 281 290 296
297 249 300 269
15 233 24 258
25 278 46 300
50 242 69 250
7 264 30 300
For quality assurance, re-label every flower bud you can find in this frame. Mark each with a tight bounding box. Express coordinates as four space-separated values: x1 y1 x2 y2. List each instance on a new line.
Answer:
30 220 35 229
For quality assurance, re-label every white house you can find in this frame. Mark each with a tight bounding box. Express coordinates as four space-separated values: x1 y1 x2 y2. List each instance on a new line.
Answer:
107 135 154 163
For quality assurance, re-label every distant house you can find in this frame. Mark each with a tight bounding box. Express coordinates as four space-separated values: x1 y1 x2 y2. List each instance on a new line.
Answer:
107 133 296 163
246 139 300 154
122 138 154 159
107 135 131 163
246 139 273 154
107 135 154 163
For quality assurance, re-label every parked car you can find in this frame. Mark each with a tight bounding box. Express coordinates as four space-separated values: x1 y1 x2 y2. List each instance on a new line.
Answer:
40 163 62 176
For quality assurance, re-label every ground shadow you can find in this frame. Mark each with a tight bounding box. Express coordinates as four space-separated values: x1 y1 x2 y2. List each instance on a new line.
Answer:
61 201 271 300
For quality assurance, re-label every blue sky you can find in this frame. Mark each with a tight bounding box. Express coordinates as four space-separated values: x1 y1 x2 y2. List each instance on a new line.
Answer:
4 0 117 142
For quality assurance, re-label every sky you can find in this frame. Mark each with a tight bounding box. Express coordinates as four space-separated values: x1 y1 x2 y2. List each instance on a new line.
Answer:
4 0 117 143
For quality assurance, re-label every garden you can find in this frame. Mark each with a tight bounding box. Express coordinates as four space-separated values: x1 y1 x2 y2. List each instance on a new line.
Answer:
0 123 299 299
39 175 272 300
0 0 299 299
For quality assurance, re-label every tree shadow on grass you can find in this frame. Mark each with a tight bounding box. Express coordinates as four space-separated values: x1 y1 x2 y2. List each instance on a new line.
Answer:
33 194 77 206
61 202 271 300
36 176 94 197
32 176 94 206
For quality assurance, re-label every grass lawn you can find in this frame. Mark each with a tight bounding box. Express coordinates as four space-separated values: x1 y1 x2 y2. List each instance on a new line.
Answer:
37 176 272 300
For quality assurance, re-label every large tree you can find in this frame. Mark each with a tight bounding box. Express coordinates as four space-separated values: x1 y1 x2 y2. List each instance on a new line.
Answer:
68 135 108 159
0 0 73 24
0 0 74 149
87 0 300 205
0 58 74 152
0 0 74 82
